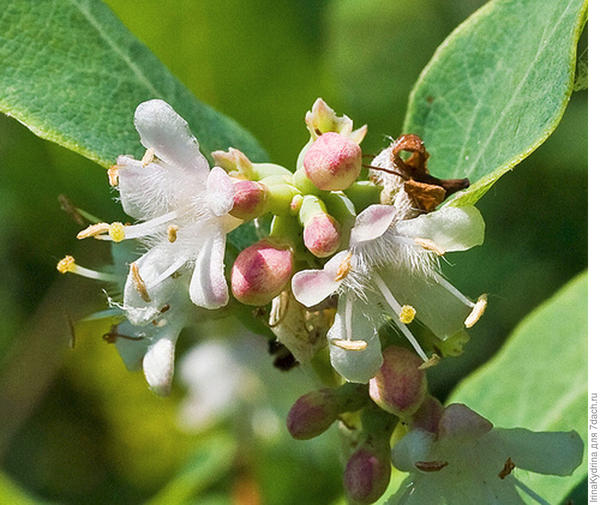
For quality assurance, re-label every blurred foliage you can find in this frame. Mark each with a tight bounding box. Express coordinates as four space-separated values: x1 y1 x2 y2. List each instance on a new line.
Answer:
0 0 586 504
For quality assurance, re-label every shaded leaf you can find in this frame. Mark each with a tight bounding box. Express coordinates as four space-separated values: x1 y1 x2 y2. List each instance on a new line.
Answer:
0 0 266 168
404 0 587 205
449 272 587 502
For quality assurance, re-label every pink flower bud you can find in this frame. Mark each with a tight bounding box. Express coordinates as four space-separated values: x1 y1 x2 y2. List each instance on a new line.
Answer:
344 445 391 504
303 213 341 258
286 389 338 440
231 240 293 306
368 346 427 417
303 132 362 190
411 395 444 433
230 180 267 220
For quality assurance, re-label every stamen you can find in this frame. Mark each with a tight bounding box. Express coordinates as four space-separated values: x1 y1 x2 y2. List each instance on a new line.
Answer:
141 147 155 166
414 237 445 256
108 222 126 242
56 255 118 282
130 263 151 302
498 457 515 479
335 252 353 281
168 225 179 243
464 294 487 328
77 222 110 239
145 258 186 290
418 353 440 370
399 305 416 324
433 272 475 307
107 166 119 186
331 339 368 351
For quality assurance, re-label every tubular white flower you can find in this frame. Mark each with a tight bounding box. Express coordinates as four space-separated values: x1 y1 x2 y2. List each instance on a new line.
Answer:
389 404 583 505
79 100 241 324
292 202 486 382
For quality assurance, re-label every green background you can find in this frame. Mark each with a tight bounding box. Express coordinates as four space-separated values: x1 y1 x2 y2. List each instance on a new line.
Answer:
0 0 586 504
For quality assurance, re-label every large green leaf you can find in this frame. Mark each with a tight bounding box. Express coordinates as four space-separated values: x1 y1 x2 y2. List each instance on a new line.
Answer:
0 0 267 168
404 0 587 206
449 272 587 502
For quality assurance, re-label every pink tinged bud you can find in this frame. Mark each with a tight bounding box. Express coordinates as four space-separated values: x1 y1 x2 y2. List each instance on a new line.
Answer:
286 389 338 440
230 180 267 220
303 132 362 190
411 395 444 433
231 240 293 306
303 213 342 258
344 445 391 504
368 346 427 417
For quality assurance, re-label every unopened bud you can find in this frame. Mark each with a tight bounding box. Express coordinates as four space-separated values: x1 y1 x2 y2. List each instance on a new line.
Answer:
231 240 293 306
344 444 391 504
303 132 362 190
286 389 338 440
411 395 444 433
303 213 341 258
230 180 267 220
368 346 427 417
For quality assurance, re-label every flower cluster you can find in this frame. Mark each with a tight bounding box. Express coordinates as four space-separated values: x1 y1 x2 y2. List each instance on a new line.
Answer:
57 98 582 501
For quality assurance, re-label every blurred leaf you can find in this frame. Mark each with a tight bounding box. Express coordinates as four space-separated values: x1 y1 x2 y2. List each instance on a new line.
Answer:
573 27 588 92
449 271 587 502
0 472 51 505
404 0 587 206
144 433 236 505
0 0 266 168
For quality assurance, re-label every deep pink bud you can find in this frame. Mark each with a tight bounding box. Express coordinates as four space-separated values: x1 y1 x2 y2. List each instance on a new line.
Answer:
303 132 362 190
344 445 391 504
286 389 338 440
303 213 341 258
368 346 427 417
411 395 444 433
231 240 293 306
230 180 267 220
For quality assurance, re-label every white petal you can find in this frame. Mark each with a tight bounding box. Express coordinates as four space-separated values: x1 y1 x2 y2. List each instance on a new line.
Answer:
395 205 485 252
142 327 180 396
491 428 584 476
350 204 397 245
328 296 382 383
134 99 210 176
206 167 235 216
189 227 229 309
391 429 435 472
291 250 347 307
114 321 149 371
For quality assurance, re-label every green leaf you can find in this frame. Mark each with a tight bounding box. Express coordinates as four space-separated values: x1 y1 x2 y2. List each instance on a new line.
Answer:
449 271 587 502
0 0 267 168
0 472 52 505
404 0 587 206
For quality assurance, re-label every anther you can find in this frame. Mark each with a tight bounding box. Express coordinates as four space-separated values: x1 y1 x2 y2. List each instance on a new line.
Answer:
331 339 368 351
498 457 515 479
77 222 110 239
108 222 126 242
107 166 119 186
141 147 155 166
418 353 440 370
414 237 445 256
57 255 76 274
335 252 353 281
167 225 178 243
465 294 487 328
130 263 151 302
415 460 448 472
399 305 416 324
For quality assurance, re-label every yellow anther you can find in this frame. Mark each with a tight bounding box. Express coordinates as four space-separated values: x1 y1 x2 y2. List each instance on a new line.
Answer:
418 353 440 370
465 294 488 328
107 166 119 186
167 225 179 243
399 305 416 324
77 222 110 239
335 252 353 281
331 339 367 351
108 222 126 242
141 148 155 166
57 255 76 274
130 263 151 302
414 237 445 256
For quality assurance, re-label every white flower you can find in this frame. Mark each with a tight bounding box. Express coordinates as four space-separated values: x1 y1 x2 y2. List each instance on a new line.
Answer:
389 403 583 505
77 100 241 325
291 203 486 383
